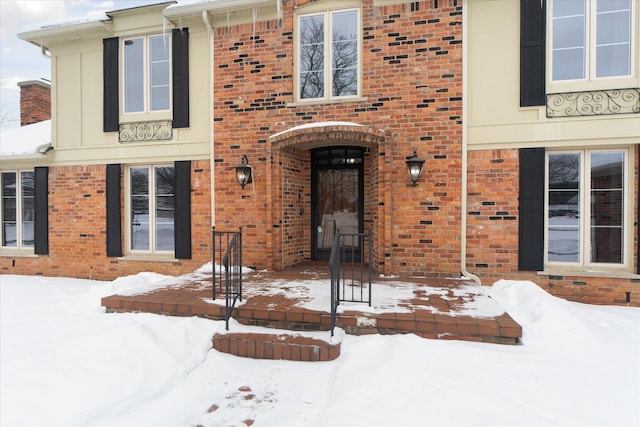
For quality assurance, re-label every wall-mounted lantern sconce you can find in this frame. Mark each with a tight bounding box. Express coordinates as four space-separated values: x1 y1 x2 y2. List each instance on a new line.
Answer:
235 154 253 188
405 150 425 186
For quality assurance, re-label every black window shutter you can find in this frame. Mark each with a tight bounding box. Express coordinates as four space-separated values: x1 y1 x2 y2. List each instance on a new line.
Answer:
518 148 545 270
103 37 119 132
174 161 191 259
520 0 546 107
172 28 190 129
637 146 639 274
106 164 123 257
34 167 49 255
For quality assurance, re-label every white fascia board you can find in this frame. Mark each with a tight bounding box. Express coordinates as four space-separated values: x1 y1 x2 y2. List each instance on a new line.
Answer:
163 0 275 20
17 19 113 48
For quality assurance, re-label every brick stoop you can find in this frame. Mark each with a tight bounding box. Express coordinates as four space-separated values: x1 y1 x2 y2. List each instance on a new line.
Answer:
212 332 340 361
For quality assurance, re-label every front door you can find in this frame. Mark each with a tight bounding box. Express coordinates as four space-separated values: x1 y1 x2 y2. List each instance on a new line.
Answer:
311 147 364 261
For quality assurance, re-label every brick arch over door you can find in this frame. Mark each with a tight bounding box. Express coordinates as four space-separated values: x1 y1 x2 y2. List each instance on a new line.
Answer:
268 122 387 270
269 122 386 149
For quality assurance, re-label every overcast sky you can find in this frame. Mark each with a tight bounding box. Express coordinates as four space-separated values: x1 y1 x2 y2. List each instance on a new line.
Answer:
0 0 187 129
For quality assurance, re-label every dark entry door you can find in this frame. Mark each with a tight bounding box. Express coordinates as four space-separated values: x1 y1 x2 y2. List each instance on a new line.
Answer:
311 147 364 261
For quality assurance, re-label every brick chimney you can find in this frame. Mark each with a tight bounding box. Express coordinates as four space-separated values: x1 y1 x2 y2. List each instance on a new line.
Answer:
18 79 51 126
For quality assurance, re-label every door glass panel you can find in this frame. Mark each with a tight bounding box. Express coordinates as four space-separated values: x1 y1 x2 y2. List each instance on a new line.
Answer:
21 171 34 247
316 169 359 249
155 166 174 251
130 167 150 250
2 172 17 247
590 152 624 263
547 153 581 262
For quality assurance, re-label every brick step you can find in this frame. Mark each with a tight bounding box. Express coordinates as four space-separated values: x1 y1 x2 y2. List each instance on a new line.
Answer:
212 332 341 362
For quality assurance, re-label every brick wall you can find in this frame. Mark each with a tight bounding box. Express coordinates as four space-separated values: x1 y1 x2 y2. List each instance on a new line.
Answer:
212 0 464 276
467 149 640 306
18 80 51 126
0 161 212 280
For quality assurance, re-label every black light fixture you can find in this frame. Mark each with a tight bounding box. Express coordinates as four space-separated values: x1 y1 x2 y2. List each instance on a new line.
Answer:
235 154 253 188
405 150 425 186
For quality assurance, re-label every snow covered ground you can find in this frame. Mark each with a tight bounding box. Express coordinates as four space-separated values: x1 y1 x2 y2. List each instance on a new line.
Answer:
1 272 639 427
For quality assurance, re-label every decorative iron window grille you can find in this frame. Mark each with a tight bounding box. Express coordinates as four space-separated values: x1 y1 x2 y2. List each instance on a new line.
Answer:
546 88 640 118
119 120 173 142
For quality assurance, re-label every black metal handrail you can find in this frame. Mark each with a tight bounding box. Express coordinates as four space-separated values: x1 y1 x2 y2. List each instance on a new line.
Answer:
329 229 372 337
329 232 341 337
212 227 243 330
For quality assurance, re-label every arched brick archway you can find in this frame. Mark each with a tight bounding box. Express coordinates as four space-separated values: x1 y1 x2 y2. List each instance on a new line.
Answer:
268 122 387 270
269 122 386 149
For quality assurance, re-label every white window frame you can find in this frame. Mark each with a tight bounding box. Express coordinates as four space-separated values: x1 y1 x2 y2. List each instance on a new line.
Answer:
547 0 637 92
295 7 362 103
0 170 35 251
544 148 631 271
122 34 171 115
125 165 175 256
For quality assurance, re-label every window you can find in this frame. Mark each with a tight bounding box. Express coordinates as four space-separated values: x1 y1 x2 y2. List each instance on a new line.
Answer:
551 0 633 81
1 171 34 249
124 35 170 113
546 149 628 268
128 165 175 253
297 8 360 101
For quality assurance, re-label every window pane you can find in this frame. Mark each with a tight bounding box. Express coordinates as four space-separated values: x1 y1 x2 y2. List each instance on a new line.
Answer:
548 219 580 262
596 1 631 78
130 168 149 251
553 48 585 80
21 172 34 248
590 226 622 263
151 85 170 111
553 16 586 49
591 190 622 226
332 11 358 97
548 154 580 189
149 36 170 111
596 44 631 77
2 173 17 247
597 9 631 44
124 38 144 113
553 0 585 17
591 152 623 189
552 2 585 81
300 15 325 99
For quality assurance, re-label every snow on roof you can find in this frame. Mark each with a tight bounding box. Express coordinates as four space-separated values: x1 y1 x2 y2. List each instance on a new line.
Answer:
0 120 51 159
269 121 364 140
19 15 109 35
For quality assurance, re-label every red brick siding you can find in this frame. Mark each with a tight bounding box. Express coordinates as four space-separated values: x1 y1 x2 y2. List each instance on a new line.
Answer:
467 149 640 306
212 0 463 276
0 161 212 280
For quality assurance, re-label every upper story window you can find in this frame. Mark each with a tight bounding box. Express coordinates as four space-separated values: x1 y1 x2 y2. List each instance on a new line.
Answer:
297 8 360 101
1 171 34 250
124 35 170 113
546 149 630 269
551 0 633 82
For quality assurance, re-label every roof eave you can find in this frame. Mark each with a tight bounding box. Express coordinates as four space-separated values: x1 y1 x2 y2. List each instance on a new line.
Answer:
17 19 113 48
163 0 276 20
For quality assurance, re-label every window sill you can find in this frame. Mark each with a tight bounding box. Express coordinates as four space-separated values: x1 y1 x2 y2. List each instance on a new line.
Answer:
538 269 640 280
118 255 179 263
0 250 38 258
288 96 368 108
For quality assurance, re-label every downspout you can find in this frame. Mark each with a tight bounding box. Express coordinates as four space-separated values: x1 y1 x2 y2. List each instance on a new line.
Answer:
461 1 481 286
203 10 215 227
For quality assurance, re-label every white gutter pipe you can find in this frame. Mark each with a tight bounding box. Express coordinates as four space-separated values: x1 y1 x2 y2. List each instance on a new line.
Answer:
460 1 481 286
202 10 215 227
